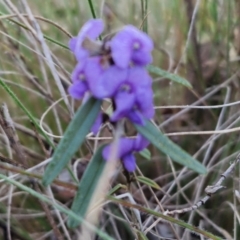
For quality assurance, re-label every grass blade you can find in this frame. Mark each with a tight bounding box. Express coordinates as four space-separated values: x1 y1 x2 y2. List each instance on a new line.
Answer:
135 120 206 174
139 148 151 160
147 65 192 88
42 97 102 186
137 230 149 240
136 176 160 190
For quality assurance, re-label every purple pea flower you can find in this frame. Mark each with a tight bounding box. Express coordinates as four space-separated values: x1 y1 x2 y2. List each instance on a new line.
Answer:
85 63 154 124
83 56 128 99
69 19 104 61
84 59 154 124
103 134 149 172
110 25 153 68
68 56 122 100
110 67 154 124
68 61 88 99
91 113 103 135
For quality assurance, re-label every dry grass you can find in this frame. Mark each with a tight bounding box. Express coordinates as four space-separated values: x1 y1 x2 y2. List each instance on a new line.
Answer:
0 0 240 239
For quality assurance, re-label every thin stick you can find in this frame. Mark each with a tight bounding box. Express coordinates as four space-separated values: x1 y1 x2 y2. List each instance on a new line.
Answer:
165 153 240 215
0 103 29 167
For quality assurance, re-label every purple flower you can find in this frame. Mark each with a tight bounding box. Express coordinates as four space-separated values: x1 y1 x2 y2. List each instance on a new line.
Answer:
69 19 104 61
84 56 127 99
109 67 154 124
91 113 103 135
103 134 149 172
110 25 153 68
68 62 88 99
86 59 154 124
67 56 122 98
85 61 154 124
68 20 155 127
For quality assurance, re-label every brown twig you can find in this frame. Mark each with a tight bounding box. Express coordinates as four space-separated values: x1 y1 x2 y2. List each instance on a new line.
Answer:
0 154 24 168
0 103 29 166
30 121 50 157
184 0 203 83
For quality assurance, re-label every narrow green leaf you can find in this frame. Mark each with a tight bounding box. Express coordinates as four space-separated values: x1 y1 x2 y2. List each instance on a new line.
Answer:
42 97 102 186
68 145 106 228
137 231 149 240
136 176 160 190
147 65 192 88
135 121 206 174
139 148 151 160
108 184 127 196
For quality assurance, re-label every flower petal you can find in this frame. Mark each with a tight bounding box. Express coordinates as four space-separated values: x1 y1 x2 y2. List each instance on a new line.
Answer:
71 62 86 82
97 66 127 98
69 37 77 52
111 91 135 122
74 19 104 61
91 113 102 135
102 137 135 161
124 25 153 52
68 81 88 99
118 138 135 157
84 57 105 98
122 154 136 172
102 145 111 161
79 19 104 40
85 57 127 99
110 29 133 68
134 134 149 151
136 87 155 119
132 50 153 66
127 67 152 91
127 110 145 125
110 25 153 68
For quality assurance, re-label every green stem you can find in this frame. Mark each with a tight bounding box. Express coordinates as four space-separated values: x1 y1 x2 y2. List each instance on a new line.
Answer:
143 0 148 33
87 0 97 18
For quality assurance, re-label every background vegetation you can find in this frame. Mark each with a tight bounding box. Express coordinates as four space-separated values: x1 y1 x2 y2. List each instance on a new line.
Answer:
0 0 239 239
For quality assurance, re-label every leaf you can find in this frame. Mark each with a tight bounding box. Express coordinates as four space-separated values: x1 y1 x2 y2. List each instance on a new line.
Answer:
134 120 206 174
136 176 160 190
147 65 192 88
67 145 106 228
139 148 151 160
137 231 149 240
42 97 102 186
108 184 127 196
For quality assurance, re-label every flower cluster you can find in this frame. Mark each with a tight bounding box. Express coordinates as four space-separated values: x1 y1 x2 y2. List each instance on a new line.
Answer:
68 19 154 172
